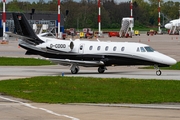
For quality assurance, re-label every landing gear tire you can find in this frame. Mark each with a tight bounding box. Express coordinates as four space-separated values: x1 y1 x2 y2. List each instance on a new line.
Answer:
154 65 162 76
156 70 161 76
71 67 79 74
98 66 106 73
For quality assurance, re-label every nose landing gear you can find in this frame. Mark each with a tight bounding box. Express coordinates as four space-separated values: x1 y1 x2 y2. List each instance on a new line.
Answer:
156 70 161 76
154 65 161 76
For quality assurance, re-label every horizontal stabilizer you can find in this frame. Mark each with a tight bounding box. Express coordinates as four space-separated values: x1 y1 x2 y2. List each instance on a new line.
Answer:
6 32 36 45
19 42 45 53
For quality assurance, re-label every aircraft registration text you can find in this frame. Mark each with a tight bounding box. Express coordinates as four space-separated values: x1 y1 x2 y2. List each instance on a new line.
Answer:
50 44 66 48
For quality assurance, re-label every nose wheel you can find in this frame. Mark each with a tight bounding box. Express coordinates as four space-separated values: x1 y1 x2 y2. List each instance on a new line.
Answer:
154 65 161 76
156 70 161 76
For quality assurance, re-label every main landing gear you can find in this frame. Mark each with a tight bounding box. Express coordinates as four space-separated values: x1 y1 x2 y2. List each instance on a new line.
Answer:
154 65 162 76
98 66 107 73
70 65 107 74
70 64 80 74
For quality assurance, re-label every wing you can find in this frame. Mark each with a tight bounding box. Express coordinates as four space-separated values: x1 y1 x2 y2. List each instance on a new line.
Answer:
48 58 104 67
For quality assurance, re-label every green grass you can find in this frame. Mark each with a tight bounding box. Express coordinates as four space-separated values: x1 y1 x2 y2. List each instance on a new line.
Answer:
0 76 180 104
0 57 53 66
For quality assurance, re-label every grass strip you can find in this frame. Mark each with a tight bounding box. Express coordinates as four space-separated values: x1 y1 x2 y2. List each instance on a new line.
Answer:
0 57 53 66
0 76 180 104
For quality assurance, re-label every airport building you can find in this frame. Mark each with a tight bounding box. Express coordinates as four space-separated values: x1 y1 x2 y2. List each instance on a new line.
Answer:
0 11 64 36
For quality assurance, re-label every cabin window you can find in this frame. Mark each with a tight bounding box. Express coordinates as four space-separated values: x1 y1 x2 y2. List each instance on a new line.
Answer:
113 46 117 51
105 46 109 51
97 46 101 51
121 47 125 51
137 47 140 52
140 47 146 52
89 46 93 50
144 46 154 52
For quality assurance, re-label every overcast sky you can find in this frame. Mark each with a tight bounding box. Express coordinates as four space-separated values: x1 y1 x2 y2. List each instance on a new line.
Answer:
5 0 180 3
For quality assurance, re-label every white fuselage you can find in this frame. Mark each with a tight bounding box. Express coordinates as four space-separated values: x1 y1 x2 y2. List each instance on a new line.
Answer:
36 36 177 66
165 19 180 30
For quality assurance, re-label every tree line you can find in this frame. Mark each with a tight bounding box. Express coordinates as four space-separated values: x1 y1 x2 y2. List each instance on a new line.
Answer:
0 0 179 29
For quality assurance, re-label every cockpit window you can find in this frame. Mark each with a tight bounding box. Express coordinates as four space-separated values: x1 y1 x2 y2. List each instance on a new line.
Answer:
140 47 146 52
144 46 154 52
137 47 140 52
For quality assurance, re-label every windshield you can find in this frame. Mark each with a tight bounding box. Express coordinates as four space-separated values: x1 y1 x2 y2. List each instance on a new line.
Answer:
144 46 154 52
140 47 146 52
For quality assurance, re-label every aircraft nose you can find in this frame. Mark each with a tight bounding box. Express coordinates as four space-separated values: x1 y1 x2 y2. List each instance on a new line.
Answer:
168 58 177 65
165 23 171 29
163 55 177 66
155 52 177 66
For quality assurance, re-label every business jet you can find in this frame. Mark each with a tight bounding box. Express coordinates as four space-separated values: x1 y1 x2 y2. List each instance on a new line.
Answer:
165 18 180 34
7 13 177 76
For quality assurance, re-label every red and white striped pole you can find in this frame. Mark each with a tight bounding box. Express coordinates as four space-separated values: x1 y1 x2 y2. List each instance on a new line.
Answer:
130 0 133 18
2 0 6 41
130 0 133 32
57 0 61 39
179 4 180 19
98 0 101 36
158 0 161 33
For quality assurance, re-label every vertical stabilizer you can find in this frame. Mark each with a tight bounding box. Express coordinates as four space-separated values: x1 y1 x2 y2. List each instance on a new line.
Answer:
12 13 44 44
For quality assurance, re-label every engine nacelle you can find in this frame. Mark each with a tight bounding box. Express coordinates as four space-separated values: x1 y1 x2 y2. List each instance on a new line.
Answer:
70 41 74 50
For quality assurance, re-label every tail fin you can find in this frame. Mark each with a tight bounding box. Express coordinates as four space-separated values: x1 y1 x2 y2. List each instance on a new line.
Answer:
12 13 44 45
